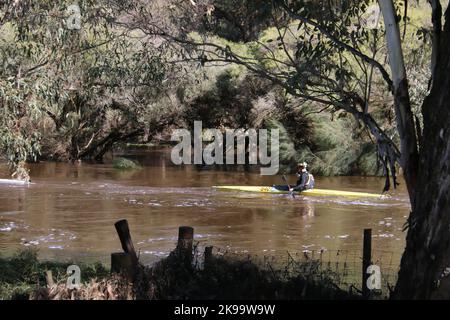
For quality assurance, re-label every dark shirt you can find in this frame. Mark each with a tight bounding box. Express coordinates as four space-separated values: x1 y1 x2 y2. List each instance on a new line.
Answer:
293 170 309 191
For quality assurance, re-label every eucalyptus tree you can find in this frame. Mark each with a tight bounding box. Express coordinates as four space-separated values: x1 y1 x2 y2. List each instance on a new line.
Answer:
121 0 401 185
0 0 176 177
120 0 449 298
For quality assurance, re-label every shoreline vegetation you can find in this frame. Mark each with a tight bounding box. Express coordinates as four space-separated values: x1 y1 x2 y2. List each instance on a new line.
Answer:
0 247 362 300
112 157 142 170
3 0 429 178
0 221 377 300
0 141 389 179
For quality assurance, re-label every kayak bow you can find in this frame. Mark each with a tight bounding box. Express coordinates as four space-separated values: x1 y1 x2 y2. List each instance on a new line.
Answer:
213 185 382 198
0 179 30 185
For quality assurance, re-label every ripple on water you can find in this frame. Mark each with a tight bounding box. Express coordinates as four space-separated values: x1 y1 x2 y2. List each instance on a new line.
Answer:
304 196 409 208
0 210 24 216
83 183 211 196
141 250 170 258
175 199 213 207
148 201 162 207
137 236 177 245
137 233 221 245
48 245 64 250
376 233 395 238
0 222 15 232
0 221 28 232
20 228 77 249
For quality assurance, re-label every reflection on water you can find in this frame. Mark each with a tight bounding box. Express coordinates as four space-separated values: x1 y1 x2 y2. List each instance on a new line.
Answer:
0 147 411 265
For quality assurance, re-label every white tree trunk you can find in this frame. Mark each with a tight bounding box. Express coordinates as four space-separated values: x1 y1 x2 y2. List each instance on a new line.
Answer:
378 0 419 202
378 0 406 87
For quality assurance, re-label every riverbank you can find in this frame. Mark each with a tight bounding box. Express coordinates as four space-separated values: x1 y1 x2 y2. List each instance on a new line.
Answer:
0 247 363 300
1 221 389 300
0 249 109 299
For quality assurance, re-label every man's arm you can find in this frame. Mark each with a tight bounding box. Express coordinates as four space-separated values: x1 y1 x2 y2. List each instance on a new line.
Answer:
291 172 307 191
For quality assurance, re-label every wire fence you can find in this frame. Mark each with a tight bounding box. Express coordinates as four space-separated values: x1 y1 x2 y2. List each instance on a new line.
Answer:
193 245 400 298
112 221 401 299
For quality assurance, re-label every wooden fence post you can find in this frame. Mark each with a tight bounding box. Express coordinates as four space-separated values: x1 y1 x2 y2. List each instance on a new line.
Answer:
112 219 139 279
362 228 372 298
111 252 135 279
177 226 194 266
114 219 139 265
204 246 213 269
45 270 54 287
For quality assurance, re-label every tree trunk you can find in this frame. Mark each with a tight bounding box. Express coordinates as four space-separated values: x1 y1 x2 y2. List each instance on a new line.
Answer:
379 0 419 202
393 6 450 299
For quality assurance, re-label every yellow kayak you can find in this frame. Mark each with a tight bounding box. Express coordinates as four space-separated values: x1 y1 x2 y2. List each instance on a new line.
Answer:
213 186 383 198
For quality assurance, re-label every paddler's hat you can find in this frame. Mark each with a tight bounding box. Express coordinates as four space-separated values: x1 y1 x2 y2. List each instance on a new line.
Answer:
297 162 307 168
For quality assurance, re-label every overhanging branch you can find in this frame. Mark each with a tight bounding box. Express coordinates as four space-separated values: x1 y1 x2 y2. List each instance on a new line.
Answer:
280 1 394 90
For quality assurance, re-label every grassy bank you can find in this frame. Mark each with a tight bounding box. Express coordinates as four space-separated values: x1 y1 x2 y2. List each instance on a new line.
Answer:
0 248 362 300
0 249 109 300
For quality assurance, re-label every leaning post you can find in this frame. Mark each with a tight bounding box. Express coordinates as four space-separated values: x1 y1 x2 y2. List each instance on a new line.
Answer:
114 219 139 265
112 219 139 279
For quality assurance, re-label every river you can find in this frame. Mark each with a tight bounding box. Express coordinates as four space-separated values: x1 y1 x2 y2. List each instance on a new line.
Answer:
0 147 411 268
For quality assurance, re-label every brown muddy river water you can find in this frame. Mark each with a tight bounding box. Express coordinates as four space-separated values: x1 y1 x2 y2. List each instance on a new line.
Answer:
0 147 411 267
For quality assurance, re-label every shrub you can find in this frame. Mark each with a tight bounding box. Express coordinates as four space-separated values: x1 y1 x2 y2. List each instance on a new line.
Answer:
112 157 141 170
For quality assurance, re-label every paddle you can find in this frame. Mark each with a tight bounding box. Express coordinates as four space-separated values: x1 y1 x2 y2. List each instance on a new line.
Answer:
282 175 295 198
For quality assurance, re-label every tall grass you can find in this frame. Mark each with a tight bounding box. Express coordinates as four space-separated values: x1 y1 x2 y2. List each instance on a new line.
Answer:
0 249 108 300
1 248 363 300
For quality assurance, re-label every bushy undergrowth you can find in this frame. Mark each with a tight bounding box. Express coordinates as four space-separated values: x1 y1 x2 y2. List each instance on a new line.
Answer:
0 249 108 299
263 110 383 176
1 248 361 300
146 251 360 300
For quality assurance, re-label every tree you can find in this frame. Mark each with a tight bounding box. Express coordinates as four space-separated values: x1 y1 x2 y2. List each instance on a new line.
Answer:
203 0 279 42
121 0 449 298
127 0 402 186
0 0 177 174
385 0 450 300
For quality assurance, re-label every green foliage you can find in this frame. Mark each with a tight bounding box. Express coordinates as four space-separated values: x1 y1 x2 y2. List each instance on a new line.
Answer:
204 0 276 42
2 248 360 300
0 249 40 284
0 0 435 179
147 247 360 300
174 1 435 180
0 0 174 172
259 104 382 176
310 113 360 176
183 68 272 128
264 119 297 173
356 143 380 175
113 157 141 170
0 248 109 299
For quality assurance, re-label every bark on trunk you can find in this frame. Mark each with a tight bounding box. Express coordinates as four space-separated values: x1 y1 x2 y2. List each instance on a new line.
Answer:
393 66 450 299
393 5 450 299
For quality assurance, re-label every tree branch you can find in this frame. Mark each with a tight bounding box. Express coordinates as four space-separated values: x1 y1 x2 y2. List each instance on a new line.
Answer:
280 1 394 90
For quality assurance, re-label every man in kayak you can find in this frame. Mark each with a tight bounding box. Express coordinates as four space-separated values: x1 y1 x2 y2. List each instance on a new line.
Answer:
290 162 314 192
273 162 314 192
